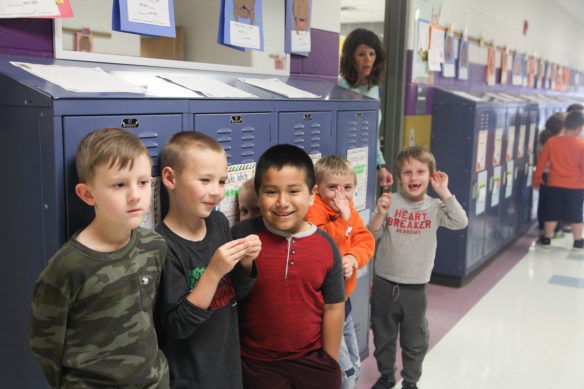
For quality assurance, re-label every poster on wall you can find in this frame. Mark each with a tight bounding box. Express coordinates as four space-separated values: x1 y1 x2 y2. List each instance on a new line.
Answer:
285 0 311 56
427 25 445 72
441 31 455 78
457 38 469 80
0 0 59 18
486 46 496 86
112 0 176 38
522 55 529 87
527 57 535 88
217 163 256 226
34 0 74 19
346 147 368 211
536 59 544 88
544 61 551 89
511 52 523 86
500 49 509 85
411 0 442 83
219 0 264 51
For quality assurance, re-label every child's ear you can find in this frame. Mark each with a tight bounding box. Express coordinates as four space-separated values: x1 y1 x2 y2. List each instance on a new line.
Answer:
161 166 176 190
308 185 317 205
313 184 320 194
75 183 95 206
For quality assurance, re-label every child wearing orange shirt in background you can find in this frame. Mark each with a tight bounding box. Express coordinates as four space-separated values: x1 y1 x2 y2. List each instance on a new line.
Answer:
305 155 375 389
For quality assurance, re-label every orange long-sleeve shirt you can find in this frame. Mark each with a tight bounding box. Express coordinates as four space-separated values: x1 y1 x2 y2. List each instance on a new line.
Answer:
533 136 584 189
304 194 375 299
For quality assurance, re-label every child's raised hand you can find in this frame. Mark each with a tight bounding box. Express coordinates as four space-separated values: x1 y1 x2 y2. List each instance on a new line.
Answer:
430 170 452 199
342 254 358 279
333 190 351 220
207 238 250 279
376 192 392 215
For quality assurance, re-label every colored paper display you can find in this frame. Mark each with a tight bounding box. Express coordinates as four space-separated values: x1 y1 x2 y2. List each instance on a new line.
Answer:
218 0 264 51
441 33 455 78
0 0 59 18
112 0 176 38
457 39 469 80
285 0 311 56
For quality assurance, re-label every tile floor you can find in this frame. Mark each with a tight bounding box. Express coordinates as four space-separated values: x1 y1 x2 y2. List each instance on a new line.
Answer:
357 228 584 389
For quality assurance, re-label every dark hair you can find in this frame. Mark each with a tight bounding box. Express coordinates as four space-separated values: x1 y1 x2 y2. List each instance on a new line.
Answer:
564 110 584 130
254 144 315 194
339 28 386 89
566 103 584 113
539 112 565 145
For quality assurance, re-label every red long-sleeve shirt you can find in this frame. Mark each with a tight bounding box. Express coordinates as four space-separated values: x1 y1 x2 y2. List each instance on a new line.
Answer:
533 136 584 189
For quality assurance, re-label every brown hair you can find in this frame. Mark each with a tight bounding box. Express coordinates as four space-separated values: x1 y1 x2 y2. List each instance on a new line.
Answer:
395 146 436 178
339 28 386 89
314 154 356 185
76 127 150 183
160 131 226 174
539 112 566 145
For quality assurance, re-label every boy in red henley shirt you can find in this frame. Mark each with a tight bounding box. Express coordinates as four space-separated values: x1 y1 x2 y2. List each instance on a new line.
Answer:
232 144 345 389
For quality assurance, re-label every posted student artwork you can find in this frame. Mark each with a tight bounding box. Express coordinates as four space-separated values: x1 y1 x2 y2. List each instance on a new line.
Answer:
457 38 469 80
219 0 264 51
285 0 311 56
441 32 455 78
499 49 509 85
511 52 523 86
112 0 176 38
486 47 496 86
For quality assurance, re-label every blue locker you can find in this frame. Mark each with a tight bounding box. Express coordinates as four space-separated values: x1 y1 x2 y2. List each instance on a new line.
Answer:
0 54 382 387
278 111 333 156
63 115 181 236
500 104 520 244
194 112 272 164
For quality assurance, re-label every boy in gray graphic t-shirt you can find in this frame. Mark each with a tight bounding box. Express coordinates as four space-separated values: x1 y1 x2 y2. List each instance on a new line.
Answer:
367 146 468 389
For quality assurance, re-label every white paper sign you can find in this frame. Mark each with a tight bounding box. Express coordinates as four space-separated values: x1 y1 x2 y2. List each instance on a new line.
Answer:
0 0 59 18
141 177 162 230
346 147 369 211
428 48 442 71
127 0 170 27
159 74 257 98
291 30 311 52
230 21 261 50
11 62 146 93
239 78 320 98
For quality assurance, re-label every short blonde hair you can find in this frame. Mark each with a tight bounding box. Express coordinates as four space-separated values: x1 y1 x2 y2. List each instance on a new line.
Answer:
314 154 356 185
76 127 151 183
161 131 226 174
395 146 436 177
238 177 255 197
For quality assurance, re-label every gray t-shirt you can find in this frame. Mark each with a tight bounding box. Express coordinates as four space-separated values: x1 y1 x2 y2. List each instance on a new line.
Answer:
368 192 468 284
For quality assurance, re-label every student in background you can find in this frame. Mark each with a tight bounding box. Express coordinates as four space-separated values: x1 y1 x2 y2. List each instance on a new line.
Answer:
237 177 260 222
368 146 468 389
156 131 261 388
533 110 584 252
536 112 566 237
30 127 170 388
304 155 375 389
232 144 345 389
339 28 393 191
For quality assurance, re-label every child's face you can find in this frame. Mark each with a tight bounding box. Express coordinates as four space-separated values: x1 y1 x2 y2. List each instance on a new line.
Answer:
316 173 355 211
398 157 430 202
83 153 152 231
172 148 228 219
238 187 260 221
258 165 315 234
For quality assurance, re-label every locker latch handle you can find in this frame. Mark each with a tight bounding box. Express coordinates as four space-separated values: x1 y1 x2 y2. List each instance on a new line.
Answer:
472 181 477 199
489 176 494 192
303 114 312 121
121 118 139 128
356 112 363 119
230 115 243 124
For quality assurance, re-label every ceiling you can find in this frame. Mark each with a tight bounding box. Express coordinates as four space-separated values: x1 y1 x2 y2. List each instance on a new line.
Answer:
340 0 385 24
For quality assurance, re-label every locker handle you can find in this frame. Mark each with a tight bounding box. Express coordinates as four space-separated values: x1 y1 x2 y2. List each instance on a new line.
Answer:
230 115 243 124
121 118 139 128
489 176 494 192
356 112 363 119
303 114 312 121
472 181 477 199
502 172 507 186
514 167 518 180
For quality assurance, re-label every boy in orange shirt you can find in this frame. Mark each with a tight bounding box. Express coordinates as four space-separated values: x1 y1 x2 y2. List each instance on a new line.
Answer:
305 155 375 389
533 109 584 251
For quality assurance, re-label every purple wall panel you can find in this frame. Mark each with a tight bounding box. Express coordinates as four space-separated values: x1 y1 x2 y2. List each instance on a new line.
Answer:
0 19 53 58
290 28 339 83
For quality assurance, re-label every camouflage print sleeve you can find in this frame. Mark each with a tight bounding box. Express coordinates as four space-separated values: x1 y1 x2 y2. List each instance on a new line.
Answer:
29 272 71 389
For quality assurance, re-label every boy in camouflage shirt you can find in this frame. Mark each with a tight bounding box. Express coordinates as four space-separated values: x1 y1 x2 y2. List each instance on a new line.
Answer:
29 127 170 388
